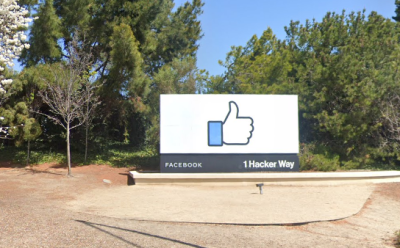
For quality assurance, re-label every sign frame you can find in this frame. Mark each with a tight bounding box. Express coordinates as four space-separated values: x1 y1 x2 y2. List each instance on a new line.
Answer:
160 94 299 173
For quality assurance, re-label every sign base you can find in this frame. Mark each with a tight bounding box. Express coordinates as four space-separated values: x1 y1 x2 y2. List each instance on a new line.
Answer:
161 154 299 173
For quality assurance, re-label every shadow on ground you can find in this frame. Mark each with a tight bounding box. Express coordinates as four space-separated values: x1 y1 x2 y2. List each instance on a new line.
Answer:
75 220 204 248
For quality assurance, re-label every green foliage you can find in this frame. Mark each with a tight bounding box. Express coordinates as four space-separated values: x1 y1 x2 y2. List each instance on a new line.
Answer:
394 0 400 22
20 0 63 66
0 145 64 164
0 67 15 104
0 143 159 170
5 65 63 148
145 56 199 149
299 143 341 171
5 1 400 172
210 10 400 169
108 23 150 109
0 101 42 146
14 0 204 151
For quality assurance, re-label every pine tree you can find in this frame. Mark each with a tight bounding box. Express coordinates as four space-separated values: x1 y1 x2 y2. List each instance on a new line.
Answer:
393 0 400 22
20 0 62 67
210 10 400 167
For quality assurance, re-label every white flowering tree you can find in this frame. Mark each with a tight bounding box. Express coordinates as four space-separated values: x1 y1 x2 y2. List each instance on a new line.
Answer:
0 0 32 139
0 0 31 99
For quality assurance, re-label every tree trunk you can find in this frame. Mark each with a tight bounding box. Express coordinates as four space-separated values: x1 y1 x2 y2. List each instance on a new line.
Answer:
26 140 30 167
67 123 72 176
85 123 88 163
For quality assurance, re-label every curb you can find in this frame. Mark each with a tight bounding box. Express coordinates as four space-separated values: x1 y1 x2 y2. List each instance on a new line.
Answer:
129 171 400 185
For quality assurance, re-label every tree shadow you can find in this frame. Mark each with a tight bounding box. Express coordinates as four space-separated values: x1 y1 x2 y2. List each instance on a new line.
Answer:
49 163 81 169
75 220 205 248
19 168 67 176
0 161 65 175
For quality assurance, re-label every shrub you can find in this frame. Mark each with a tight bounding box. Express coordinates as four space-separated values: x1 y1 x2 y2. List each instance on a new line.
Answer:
299 143 341 171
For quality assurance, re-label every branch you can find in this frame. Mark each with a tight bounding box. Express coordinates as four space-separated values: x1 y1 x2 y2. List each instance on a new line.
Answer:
32 110 67 130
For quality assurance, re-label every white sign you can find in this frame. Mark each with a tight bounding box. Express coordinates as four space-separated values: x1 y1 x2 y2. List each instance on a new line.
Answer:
160 94 299 154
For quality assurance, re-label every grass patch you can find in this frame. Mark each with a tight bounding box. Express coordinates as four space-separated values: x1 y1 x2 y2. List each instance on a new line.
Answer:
0 143 159 171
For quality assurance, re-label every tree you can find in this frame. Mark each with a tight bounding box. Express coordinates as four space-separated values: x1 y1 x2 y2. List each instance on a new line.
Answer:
393 0 400 22
0 69 42 152
0 101 42 154
82 70 100 163
381 94 400 144
21 0 204 147
146 56 199 148
0 67 14 107
10 66 47 164
20 0 62 67
289 11 399 164
209 10 400 168
37 36 100 176
0 0 32 99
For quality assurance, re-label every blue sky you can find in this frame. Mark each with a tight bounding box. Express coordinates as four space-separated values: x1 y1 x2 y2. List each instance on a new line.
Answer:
174 0 397 76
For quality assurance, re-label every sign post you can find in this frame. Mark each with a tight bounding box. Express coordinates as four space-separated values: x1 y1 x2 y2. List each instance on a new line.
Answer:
160 94 299 173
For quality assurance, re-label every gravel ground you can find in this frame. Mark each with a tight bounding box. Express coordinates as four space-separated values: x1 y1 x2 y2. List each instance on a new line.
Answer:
1 164 399 247
66 184 374 224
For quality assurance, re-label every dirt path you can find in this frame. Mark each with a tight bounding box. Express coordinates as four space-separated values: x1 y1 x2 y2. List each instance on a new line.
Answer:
0 163 399 247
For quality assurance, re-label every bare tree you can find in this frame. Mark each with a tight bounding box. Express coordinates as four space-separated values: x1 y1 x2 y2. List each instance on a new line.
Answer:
37 35 99 176
380 93 400 147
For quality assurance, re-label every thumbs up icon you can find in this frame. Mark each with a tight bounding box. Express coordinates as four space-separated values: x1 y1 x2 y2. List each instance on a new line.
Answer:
208 101 254 146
